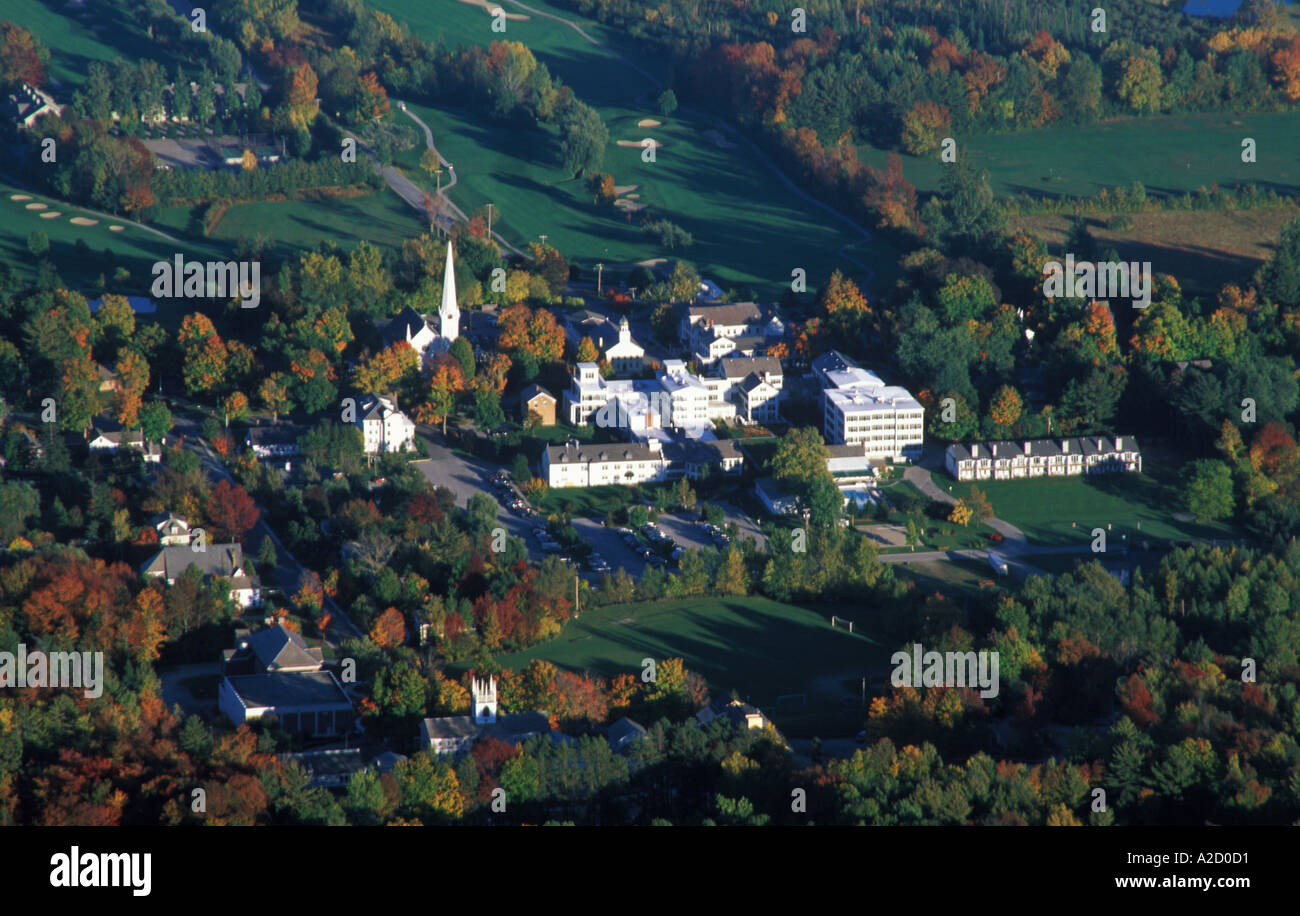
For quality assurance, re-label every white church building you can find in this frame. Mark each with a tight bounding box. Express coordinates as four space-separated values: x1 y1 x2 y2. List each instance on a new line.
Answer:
418 676 551 756
381 242 461 366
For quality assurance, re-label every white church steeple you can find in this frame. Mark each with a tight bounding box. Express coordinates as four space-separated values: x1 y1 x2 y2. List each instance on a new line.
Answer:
440 242 459 342
471 675 497 725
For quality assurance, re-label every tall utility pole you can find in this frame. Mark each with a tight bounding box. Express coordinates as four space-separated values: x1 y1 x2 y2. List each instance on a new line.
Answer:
486 203 495 242
596 262 604 296
434 165 442 197
574 574 579 616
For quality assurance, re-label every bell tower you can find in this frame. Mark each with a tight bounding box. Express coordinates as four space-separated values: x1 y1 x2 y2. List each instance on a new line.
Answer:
472 675 497 724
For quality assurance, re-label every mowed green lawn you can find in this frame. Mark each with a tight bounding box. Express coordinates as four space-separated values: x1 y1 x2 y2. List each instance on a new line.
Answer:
491 596 889 708
936 467 1239 547
191 190 427 256
859 111 1300 202
0 0 183 89
373 0 895 295
0 180 203 292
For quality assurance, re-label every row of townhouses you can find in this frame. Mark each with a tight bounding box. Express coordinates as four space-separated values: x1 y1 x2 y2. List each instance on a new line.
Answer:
813 351 924 461
945 436 1143 481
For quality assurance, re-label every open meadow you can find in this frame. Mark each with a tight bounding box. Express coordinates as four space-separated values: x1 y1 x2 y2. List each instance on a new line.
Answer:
489 595 892 737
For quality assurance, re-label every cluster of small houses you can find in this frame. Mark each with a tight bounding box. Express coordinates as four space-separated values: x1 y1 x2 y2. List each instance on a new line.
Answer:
215 620 778 789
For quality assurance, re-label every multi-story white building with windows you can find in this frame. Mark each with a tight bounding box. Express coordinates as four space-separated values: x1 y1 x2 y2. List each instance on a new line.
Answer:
680 302 785 365
543 438 670 487
813 350 923 461
354 393 415 454
707 356 783 424
563 359 733 429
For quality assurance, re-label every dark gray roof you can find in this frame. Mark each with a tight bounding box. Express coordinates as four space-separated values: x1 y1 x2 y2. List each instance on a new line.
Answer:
665 438 743 468
607 716 646 752
141 543 244 580
719 356 781 379
421 712 550 743
738 371 775 393
948 436 1142 462
381 306 430 346
546 440 663 464
689 302 762 325
245 624 324 672
811 350 858 375
520 383 555 404
246 424 308 447
224 671 352 711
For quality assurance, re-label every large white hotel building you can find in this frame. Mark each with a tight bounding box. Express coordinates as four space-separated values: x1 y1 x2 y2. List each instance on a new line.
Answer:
812 350 924 461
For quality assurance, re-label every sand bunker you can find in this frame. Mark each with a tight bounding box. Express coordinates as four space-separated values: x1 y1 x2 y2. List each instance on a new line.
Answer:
10 194 31 201
69 216 98 226
39 211 61 219
614 199 646 212
635 258 667 268
702 129 737 149
625 193 640 199
25 202 47 210
617 138 666 149
456 0 529 20
109 225 125 232
612 184 638 195
637 119 661 128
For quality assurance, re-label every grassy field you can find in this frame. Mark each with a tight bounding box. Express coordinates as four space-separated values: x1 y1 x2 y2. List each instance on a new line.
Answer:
936 467 1239 547
153 190 428 257
372 0 895 295
490 595 890 737
1011 205 1300 295
0 179 207 293
891 556 996 599
0 0 183 89
858 111 1300 201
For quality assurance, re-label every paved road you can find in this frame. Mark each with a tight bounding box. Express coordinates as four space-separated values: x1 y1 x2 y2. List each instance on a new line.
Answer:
360 101 527 258
158 661 220 716
410 428 545 564
170 411 363 642
903 463 1028 546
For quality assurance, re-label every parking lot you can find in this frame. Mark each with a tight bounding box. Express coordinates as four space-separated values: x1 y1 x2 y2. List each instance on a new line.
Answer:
412 435 544 564
572 518 646 578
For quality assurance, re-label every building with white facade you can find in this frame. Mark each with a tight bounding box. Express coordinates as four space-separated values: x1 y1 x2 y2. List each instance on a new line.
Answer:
814 351 923 461
543 438 669 488
419 676 550 756
708 356 783 424
564 359 734 430
945 436 1142 482
379 242 460 365
88 427 163 462
565 311 645 373
681 302 785 365
141 543 263 609
354 393 415 454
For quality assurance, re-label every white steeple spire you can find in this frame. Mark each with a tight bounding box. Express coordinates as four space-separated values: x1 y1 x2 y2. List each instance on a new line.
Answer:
440 241 459 342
